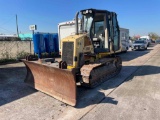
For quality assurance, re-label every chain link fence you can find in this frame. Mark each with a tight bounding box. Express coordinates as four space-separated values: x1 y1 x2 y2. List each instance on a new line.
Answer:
0 40 33 60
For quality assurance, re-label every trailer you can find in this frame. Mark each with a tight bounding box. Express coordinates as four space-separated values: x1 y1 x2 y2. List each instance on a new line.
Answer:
58 19 81 54
119 28 129 52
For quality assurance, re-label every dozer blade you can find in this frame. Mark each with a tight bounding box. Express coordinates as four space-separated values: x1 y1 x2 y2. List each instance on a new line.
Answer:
22 60 76 106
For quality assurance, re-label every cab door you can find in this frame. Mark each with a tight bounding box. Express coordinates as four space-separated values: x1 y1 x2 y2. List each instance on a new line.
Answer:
113 13 120 51
110 13 120 51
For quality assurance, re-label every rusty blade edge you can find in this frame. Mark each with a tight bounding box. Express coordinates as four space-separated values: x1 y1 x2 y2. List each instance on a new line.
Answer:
33 83 76 106
22 59 77 106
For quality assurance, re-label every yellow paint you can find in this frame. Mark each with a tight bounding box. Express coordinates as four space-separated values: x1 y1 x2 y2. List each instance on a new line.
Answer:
61 34 119 69
61 34 87 68
67 66 75 69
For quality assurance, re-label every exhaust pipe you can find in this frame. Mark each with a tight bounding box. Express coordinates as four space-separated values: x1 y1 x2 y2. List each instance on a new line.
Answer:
75 12 79 35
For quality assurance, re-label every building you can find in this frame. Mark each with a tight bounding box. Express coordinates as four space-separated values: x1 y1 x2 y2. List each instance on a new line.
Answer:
0 34 18 40
19 33 32 40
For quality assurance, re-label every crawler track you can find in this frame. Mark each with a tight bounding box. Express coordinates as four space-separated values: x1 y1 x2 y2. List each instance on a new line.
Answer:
80 56 122 88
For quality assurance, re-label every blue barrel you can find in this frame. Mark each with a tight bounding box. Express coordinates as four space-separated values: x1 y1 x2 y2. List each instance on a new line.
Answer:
33 33 46 58
52 33 59 53
44 33 55 53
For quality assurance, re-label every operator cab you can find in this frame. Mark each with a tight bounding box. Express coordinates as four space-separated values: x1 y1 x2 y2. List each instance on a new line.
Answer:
80 9 120 53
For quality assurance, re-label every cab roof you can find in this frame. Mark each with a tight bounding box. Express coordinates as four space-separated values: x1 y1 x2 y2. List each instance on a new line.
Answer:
80 8 115 14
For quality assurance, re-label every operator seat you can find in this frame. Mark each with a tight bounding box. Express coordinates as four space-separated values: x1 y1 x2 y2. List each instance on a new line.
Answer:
96 26 104 48
94 26 109 53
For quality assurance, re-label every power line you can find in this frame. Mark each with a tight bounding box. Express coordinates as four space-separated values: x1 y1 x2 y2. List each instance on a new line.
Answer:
0 26 15 34
0 15 16 34
0 15 15 26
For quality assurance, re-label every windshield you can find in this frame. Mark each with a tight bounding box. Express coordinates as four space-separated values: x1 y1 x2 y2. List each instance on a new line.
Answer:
134 40 145 43
139 38 146 41
83 14 93 33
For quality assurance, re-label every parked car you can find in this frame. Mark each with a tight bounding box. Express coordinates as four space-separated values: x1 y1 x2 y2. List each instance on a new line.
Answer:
132 40 147 50
139 38 150 47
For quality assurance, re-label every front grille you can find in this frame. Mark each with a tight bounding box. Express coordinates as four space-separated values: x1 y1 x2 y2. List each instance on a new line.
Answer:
134 45 140 49
62 42 74 65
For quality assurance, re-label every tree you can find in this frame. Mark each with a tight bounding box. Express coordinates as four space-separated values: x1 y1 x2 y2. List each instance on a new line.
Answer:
148 32 159 40
132 35 140 41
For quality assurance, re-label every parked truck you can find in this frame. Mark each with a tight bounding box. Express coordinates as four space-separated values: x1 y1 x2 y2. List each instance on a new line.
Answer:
139 36 151 47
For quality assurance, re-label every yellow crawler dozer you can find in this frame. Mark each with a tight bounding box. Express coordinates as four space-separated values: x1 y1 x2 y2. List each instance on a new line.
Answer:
22 9 122 106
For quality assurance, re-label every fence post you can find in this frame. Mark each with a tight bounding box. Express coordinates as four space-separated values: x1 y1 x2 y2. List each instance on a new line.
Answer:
30 40 31 54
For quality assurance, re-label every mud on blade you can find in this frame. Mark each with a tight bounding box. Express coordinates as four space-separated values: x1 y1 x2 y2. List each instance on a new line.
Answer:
22 60 77 106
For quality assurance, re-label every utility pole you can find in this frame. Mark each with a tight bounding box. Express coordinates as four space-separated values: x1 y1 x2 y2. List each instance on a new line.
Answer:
16 14 19 37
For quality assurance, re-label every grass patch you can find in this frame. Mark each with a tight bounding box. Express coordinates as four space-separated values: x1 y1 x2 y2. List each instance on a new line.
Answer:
17 51 30 59
0 58 18 65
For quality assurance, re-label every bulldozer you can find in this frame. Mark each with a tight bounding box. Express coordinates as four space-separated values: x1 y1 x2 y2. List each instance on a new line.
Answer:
22 9 122 106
